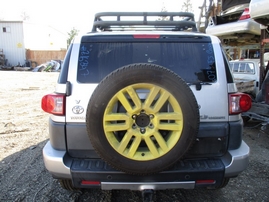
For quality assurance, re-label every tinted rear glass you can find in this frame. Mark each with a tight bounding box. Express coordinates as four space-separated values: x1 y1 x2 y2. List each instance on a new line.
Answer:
77 42 216 83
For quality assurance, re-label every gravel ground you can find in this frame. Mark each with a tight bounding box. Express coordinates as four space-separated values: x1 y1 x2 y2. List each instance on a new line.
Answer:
0 71 269 202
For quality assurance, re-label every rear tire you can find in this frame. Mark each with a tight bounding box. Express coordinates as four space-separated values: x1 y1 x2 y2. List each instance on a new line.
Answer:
208 178 230 189
58 179 79 191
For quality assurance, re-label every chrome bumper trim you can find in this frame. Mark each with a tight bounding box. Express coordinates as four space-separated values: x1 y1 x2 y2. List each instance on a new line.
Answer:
101 181 195 190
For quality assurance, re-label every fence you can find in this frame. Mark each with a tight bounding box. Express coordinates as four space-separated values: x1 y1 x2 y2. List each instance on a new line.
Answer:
26 49 67 67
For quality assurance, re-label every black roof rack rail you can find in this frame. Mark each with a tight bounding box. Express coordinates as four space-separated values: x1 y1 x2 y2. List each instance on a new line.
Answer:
92 12 197 32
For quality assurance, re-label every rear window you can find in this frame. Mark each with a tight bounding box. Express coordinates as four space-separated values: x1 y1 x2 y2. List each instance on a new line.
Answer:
230 62 255 74
77 42 216 83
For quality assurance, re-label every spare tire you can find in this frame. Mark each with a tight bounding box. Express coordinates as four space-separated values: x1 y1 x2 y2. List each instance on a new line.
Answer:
86 63 199 175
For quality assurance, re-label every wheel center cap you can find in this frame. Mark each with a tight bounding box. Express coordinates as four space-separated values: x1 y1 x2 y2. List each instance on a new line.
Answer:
135 113 150 127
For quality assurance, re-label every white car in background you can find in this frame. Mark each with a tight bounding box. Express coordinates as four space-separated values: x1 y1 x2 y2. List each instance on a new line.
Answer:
230 59 261 97
206 3 261 46
250 0 269 26
230 54 269 97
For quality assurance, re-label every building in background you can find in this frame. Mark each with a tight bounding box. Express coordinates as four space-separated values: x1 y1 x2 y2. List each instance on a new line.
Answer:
0 21 25 66
0 21 67 67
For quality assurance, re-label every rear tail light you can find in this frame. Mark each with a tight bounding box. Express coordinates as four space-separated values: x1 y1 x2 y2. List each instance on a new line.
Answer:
239 8 250 20
41 94 65 115
196 180 216 185
229 93 251 114
81 180 101 185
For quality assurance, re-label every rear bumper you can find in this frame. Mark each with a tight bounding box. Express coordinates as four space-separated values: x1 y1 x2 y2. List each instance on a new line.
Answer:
43 142 71 179
206 20 261 37
43 140 249 190
222 141 250 177
250 1 269 22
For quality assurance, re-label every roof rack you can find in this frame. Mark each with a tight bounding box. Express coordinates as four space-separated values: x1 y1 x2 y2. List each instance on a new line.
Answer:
92 12 197 32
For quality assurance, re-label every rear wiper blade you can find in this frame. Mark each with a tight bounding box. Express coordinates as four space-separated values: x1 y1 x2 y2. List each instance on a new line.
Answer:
187 82 212 91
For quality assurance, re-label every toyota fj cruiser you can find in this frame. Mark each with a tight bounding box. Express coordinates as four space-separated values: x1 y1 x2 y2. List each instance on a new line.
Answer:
41 12 251 200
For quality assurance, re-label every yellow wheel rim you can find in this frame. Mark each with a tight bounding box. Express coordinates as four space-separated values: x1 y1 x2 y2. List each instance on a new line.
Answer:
103 83 183 161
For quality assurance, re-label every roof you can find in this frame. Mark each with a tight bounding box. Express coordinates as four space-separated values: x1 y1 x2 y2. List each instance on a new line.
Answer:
0 21 23 23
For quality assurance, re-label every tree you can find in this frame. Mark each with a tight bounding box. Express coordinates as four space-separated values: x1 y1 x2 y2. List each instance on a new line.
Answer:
181 0 194 12
21 11 30 21
158 3 169 21
67 27 79 48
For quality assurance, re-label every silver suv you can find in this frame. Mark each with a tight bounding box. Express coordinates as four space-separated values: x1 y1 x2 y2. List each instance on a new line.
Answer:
41 12 251 198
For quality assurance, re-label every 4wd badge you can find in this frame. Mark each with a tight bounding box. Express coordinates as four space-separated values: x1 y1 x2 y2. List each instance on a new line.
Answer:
72 105 84 114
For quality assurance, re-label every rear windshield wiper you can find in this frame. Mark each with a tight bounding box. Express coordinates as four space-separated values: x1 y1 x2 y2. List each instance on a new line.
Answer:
187 82 212 91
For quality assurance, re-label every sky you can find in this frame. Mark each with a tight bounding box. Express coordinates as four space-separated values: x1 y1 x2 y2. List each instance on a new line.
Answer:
0 0 210 34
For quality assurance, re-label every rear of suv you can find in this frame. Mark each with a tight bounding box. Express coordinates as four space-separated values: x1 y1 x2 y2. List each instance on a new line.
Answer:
41 12 251 196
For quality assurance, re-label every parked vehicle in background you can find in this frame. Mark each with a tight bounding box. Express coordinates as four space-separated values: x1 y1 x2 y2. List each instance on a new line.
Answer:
41 12 252 202
230 59 261 98
236 54 269 123
250 0 269 26
206 3 261 46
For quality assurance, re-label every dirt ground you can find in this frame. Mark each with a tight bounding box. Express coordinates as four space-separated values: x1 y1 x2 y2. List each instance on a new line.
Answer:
0 71 269 202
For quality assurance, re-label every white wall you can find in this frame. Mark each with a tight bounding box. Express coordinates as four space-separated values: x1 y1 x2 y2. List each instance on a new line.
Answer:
0 21 26 66
23 22 67 51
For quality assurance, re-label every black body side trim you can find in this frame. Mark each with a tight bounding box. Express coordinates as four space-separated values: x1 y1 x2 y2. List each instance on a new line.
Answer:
49 118 66 150
58 44 72 84
228 118 243 150
49 120 243 157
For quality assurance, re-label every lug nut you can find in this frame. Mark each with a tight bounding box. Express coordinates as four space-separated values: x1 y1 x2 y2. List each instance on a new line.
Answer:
132 114 137 119
140 128 146 134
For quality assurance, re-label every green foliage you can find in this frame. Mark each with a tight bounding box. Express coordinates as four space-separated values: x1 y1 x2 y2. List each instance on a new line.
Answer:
67 27 79 48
